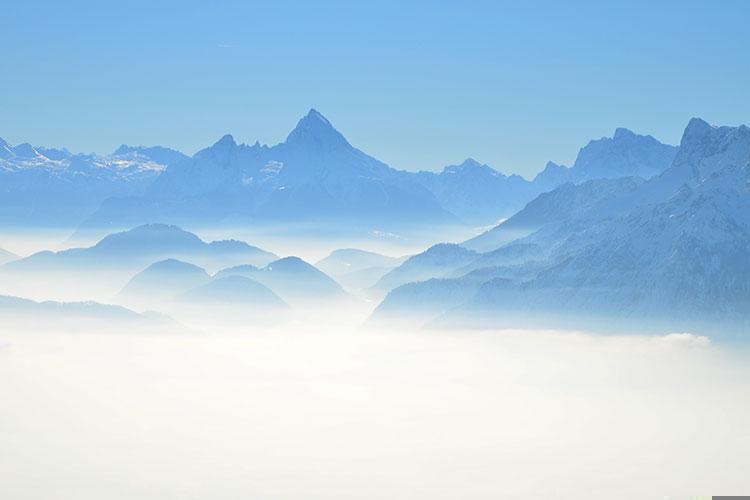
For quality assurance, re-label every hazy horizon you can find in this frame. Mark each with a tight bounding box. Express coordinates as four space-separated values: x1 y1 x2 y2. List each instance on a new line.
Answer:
3 0 749 176
0 107 691 181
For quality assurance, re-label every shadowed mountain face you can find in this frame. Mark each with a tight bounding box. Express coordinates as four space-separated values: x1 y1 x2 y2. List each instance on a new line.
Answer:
373 118 750 336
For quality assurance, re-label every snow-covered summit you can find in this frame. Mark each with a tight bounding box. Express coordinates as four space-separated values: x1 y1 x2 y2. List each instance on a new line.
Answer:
112 144 189 166
0 136 187 226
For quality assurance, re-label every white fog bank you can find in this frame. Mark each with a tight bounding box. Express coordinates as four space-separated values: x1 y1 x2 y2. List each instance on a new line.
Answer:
1 326 749 500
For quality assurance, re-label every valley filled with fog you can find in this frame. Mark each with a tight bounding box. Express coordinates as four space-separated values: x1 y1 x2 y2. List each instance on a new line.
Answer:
2 220 750 499
2 321 750 499
2 110 750 499
5 0 750 496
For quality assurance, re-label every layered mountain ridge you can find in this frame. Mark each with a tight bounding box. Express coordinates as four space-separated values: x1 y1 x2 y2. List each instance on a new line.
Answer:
1 109 676 236
373 118 750 336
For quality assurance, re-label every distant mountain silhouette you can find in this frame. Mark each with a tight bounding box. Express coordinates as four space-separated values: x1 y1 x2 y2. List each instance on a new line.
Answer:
2 224 277 273
215 256 348 306
0 294 173 331
77 109 455 235
409 158 536 224
316 248 407 290
117 259 211 307
2 112 677 235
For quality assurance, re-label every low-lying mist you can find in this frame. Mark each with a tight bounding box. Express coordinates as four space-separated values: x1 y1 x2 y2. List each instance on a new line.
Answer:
2 320 749 500
2 222 749 499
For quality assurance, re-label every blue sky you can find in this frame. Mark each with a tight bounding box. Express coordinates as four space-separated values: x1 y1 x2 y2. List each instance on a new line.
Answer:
1 0 748 178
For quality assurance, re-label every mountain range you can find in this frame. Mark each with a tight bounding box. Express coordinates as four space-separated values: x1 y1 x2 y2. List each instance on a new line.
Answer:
214 256 349 306
0 294 173 332
2 109 677 238
0 224 279 302
0 137 187 227
372 118 750 337
316 248 407 290
2 113 747 337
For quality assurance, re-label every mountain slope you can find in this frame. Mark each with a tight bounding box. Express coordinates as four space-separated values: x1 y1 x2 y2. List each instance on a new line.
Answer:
465 129 678 252
374 118 750 336
454 119 749 334
463 177 646 252
372 243 479 293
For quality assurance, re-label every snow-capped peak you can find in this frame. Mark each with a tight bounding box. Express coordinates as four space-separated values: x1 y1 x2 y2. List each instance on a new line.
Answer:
112 144 189 166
